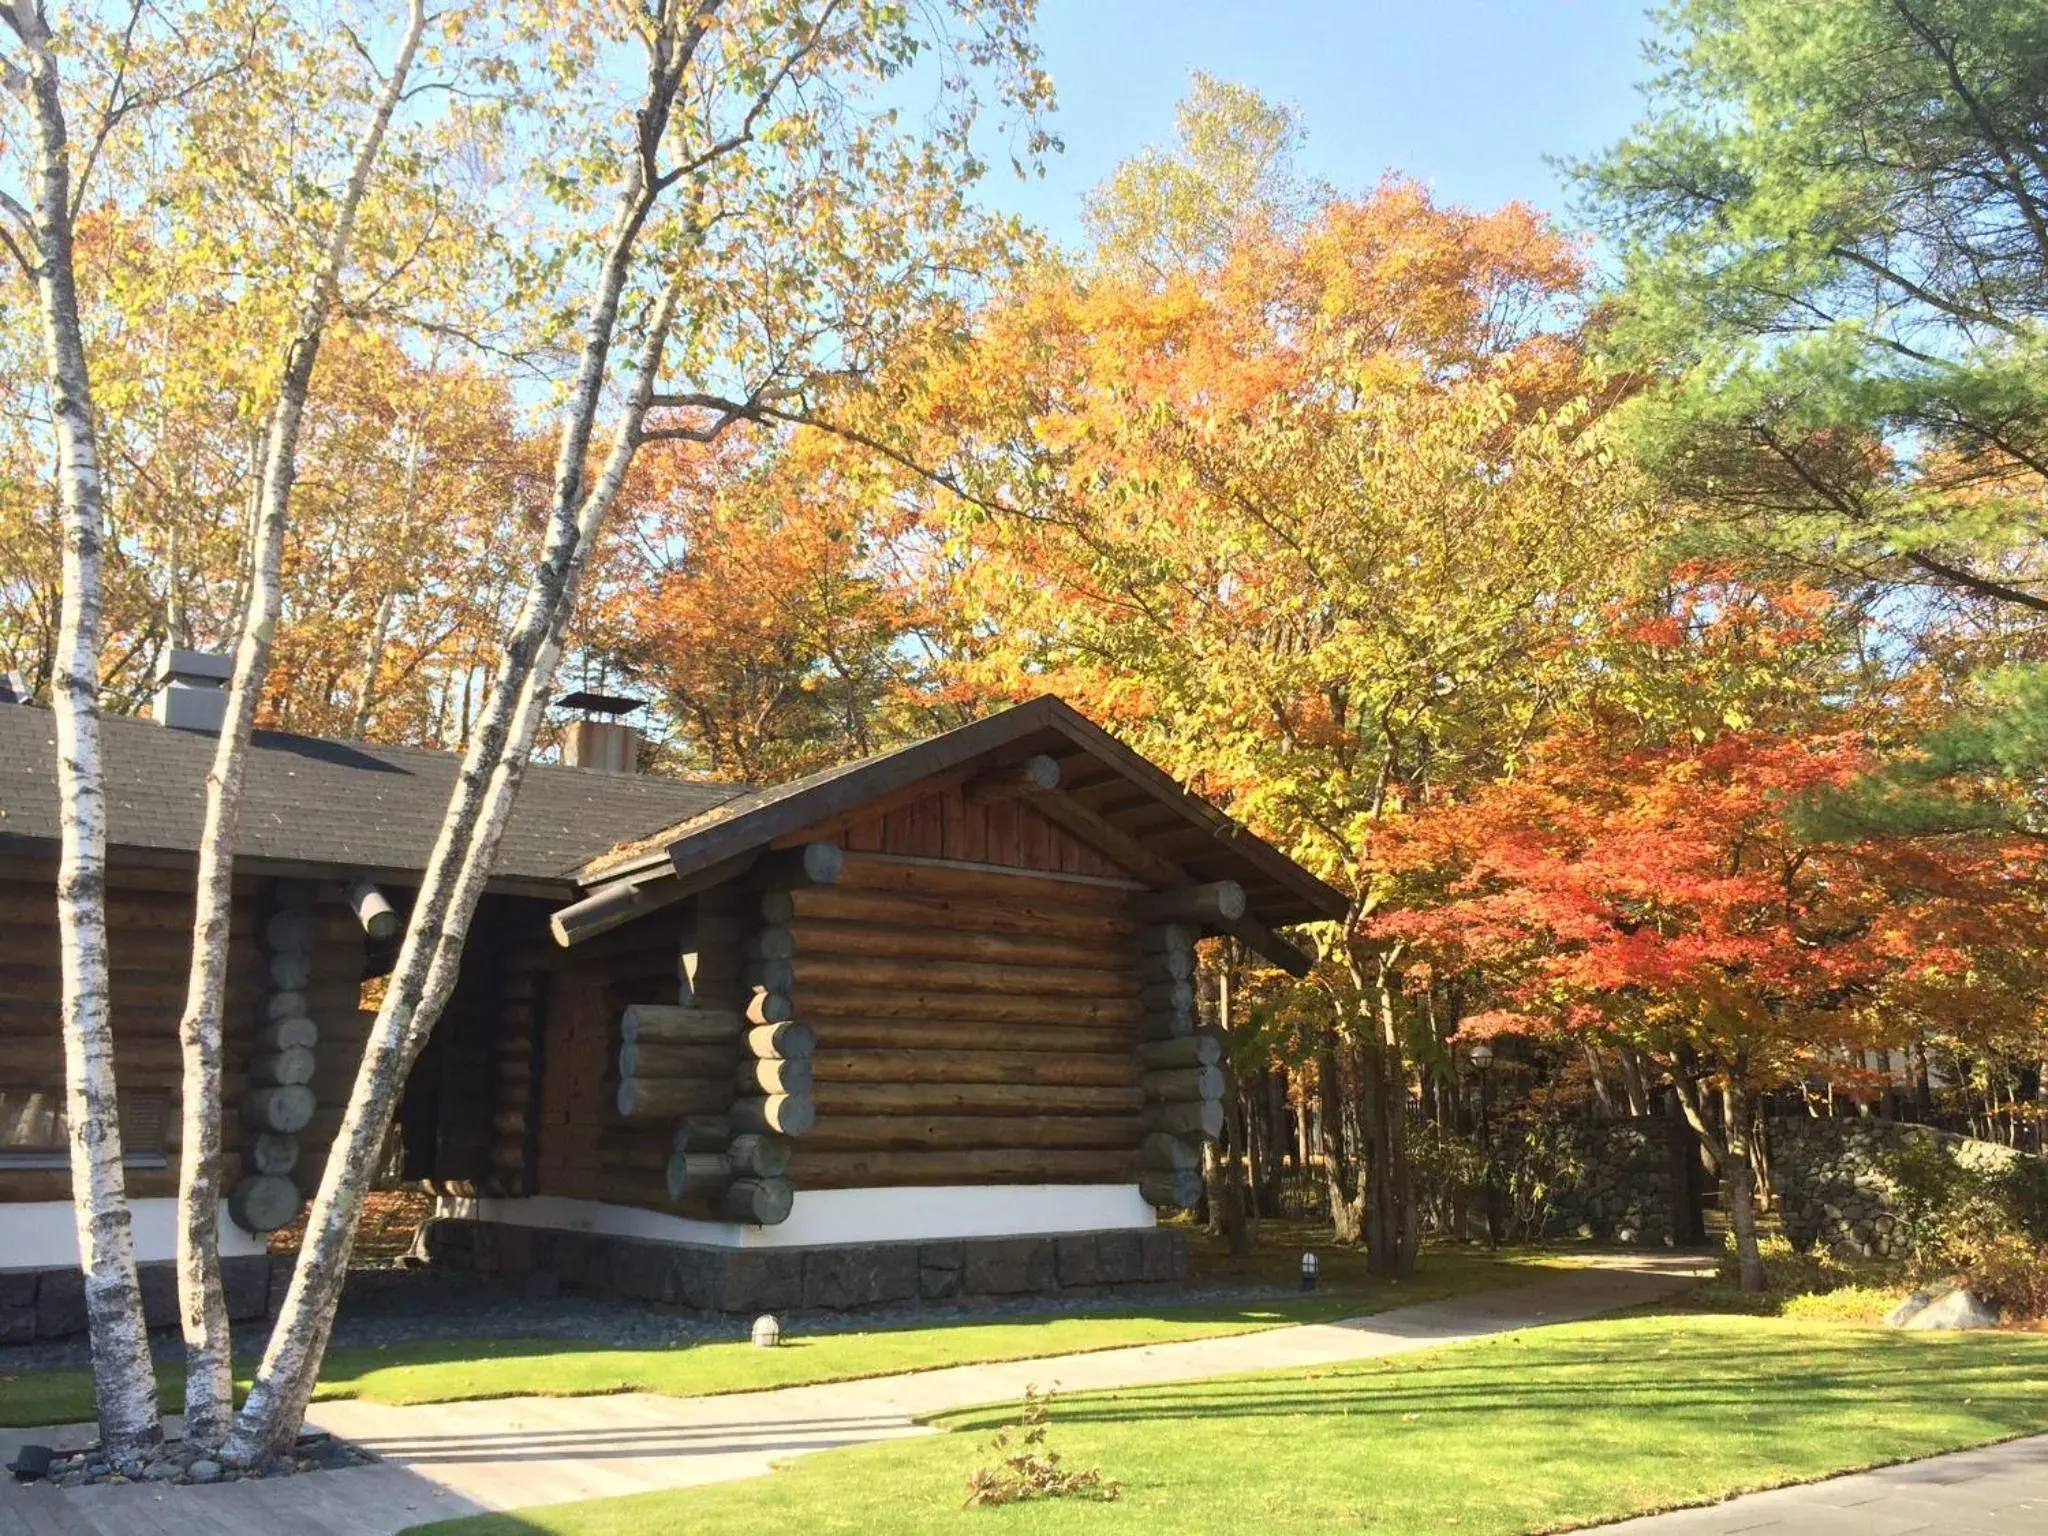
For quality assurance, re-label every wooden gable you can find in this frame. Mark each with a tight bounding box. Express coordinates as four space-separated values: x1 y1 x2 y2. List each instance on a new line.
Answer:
820 778 1136 881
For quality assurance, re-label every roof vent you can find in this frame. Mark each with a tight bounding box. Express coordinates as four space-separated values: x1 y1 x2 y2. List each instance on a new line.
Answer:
556 691 644 775
0 670 29 704
154 649 232 734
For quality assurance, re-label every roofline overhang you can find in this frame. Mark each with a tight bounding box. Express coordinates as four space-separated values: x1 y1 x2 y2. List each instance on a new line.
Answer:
574 696 1350 931
0 834 581 901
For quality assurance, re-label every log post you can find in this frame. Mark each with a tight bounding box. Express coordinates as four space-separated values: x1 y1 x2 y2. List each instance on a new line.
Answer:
254 1016 319 1054
1139 1169 1203 1209
1141 1131 1201 1171
250 1046 316 1088
745 1021 814 1058
735 1056 812 1095
1133 917 1220 1211
1132 881 1246 925
749 842 845 892
730 1093 816 1137
341 878 400 939
615 1076 733 1120
620 1004 745 1043
721 1177 795 1225
1139 1034 1223 1070
228 1174 301 1234
1143 1065 1226 1102
250 1133 300 1177
727 1132 792 1178
1137 948 1195 983
242 1085 315 1135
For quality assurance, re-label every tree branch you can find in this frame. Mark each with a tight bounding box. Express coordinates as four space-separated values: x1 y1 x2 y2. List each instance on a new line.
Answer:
1889 0 2048 265
1901 548 2048 613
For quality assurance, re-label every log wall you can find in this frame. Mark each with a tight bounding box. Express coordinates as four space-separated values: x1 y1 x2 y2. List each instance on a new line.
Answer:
534 904 687 1207
0 856 368 1222
777 848 1154 1192
519 773 1230 1219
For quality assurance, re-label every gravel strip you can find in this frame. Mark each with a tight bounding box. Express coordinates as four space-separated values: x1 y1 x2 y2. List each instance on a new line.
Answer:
0 1267 1310 1376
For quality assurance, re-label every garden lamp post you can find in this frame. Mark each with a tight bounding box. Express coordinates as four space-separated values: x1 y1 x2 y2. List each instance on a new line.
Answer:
1471 1043 1499 1250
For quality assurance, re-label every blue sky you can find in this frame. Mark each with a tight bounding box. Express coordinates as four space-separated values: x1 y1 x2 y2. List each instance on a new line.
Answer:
981 0 1659 249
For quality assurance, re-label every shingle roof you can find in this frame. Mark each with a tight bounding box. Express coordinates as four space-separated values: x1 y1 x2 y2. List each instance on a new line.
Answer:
584 695 1351 928
0 705 744 893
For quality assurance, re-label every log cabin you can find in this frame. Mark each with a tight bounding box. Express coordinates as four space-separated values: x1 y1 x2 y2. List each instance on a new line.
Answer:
0 662 1343 1334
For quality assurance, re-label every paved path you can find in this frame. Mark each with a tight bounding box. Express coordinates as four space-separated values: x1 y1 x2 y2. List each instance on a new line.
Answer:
1597 1432 2048 1534
0 1256 1700 1536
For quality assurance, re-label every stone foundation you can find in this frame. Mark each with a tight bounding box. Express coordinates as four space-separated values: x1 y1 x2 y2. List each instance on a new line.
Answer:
417 1217 1188 1312
0 1253 283 1344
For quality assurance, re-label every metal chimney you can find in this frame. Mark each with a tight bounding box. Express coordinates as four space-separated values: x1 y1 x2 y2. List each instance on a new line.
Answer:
555 691 645 774
0 670 29 704
154 649 232 733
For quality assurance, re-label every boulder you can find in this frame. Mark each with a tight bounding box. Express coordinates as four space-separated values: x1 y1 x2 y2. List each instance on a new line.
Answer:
1886 1287 2000 1331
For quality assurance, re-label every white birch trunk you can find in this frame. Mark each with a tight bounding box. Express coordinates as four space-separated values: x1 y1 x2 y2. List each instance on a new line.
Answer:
8 0 162 1465
173 0 426 1449
220 17 717 1463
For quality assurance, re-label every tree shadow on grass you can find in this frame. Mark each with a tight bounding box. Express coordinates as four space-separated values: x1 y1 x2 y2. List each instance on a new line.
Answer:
938 1327 2048 1435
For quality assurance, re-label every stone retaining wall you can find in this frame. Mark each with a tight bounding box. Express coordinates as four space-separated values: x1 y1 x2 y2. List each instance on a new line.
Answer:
1767 1116 2025 1258
1 1253 281 1344
1534 1117 1696 1247
417 1218 1188 1312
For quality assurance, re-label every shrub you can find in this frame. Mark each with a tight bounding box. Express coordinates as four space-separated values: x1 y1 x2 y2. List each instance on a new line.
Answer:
1881 1139 2048 1319
1949 1233 2048 1318
1997 1155 2048 1243
1410 1123 1487 1238
1497 1116 1587 1243
963 1389 1120 1509
1683 1235 1909 1318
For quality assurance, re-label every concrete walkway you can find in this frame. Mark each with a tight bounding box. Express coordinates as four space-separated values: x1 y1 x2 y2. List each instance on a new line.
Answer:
1598 1432 2048 1533
0 1256 1701 1536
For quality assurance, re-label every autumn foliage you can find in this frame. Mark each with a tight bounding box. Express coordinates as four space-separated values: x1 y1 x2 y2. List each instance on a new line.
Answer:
1372 728 2043 1071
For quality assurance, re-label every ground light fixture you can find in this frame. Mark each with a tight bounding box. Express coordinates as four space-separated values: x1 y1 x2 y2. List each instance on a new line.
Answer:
1300 1250 1319 1291
751 1313 781 1348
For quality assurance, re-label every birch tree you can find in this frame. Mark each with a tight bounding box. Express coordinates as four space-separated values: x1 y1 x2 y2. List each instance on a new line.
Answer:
220 0 1049 1462
0 0 161 1466
173 0 427 1447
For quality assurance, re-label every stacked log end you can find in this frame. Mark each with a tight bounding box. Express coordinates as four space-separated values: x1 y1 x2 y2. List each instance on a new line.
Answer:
1134 918 1221 1211
233 883 318 1233
612 852 838 1226
485 967 544 1195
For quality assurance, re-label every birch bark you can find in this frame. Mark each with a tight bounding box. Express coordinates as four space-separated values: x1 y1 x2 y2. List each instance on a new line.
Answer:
4 0 161 1466
172 1 428 1446
221 8 719 1462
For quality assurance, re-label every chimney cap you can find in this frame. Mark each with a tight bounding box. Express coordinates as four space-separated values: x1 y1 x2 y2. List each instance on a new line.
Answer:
555 691 644 717
157 648 234 685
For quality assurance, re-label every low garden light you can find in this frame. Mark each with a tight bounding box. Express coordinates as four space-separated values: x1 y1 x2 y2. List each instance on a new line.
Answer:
751 1313 781 1348
1300 1251 1319 1291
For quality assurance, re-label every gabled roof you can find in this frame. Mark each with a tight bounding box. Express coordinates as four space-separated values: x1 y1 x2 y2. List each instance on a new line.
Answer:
582 695 1347 929
0 705 742 895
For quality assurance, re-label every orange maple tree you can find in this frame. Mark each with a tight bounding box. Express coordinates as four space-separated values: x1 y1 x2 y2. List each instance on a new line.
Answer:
1370 693 2046 1289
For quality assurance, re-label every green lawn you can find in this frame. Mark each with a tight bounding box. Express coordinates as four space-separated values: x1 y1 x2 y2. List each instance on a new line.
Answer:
407 1314 2048 1535
0 1245 1550 1428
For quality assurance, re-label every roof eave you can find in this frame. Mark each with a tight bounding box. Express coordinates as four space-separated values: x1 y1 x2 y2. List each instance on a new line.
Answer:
582 694 1350 930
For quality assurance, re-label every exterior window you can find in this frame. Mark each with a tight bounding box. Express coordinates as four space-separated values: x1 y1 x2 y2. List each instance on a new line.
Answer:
0 1088 169 1170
